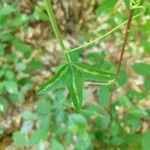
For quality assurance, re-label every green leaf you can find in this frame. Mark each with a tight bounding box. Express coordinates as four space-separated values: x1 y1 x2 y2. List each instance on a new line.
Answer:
51 139 64 150
40 115 50 129
118 96 132 108
124 134 141 145
5 70 15 80
142 130 150 150
13 132 28 147
126 108 148 119
76 132 92 150
123 0 130 10
22 111 36 121
36 101 50 114
96 0 117 16
13 40 31 58
67 66 83 110
16 62 27 71
99 85 111 108
0 98 7 112
3 81 18 94
0 82 3 94
144 79 150 90
0 5 15 17
110 136 123 146
110 121 120 136
10 92 25 103
126 118 141 132
96 113 110 130
0 44 7 56
33 9 49 21
132 63 150 76
37 64 69 94
127 89 147 100
73 63 116 82
29 59 44 70
118 69 128 86
55 110 65 123
82 105 104 117
21 121 34 134
29 129 48 146
0 70 4 78
38 63 115 110
12 14 29 27
68 114 87 132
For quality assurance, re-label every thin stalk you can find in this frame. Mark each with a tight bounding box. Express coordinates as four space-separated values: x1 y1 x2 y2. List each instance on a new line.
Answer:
67 13 141 53
116 9 134 77
44 0 144 70
44 0 144 60
44 0 66 52
107 8 134 111
44 0 72 64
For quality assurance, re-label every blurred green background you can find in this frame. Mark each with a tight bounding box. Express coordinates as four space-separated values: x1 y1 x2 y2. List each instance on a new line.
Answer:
0 0 150 149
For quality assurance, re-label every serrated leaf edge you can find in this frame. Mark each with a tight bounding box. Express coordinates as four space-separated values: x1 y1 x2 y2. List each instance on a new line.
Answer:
37 64 68 94
68 65 82 110
72 63 114 78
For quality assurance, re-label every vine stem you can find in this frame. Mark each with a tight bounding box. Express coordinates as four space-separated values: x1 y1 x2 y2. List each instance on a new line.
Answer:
116 9 134 77
108 8 134 109
44 0 72 64
67 13 140 53
44 0 66 52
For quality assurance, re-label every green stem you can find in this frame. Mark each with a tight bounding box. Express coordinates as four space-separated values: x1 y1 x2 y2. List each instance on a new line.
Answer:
44 0 145 66
66 0 145 54
44 0 75 90
44 0 66 52
68 21 128 53
44 0 72 64
108 5 135 112
67 13 141 53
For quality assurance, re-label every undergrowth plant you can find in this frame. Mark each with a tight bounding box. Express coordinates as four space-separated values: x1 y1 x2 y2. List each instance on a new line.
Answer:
9 0 150 149
38 0 145 111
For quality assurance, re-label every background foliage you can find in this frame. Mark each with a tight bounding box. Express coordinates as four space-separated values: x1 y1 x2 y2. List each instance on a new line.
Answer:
0 0 150 149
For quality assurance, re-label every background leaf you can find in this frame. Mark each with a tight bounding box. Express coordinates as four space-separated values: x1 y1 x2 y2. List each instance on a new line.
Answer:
142 130 150 150
132 63 150 76
13 132 29 147
96 0 117 16
51 139 64 150
99 85 111 108
29 129 48 146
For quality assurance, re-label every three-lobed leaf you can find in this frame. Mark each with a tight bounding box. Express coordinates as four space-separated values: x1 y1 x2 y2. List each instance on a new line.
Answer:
38 63 116 110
